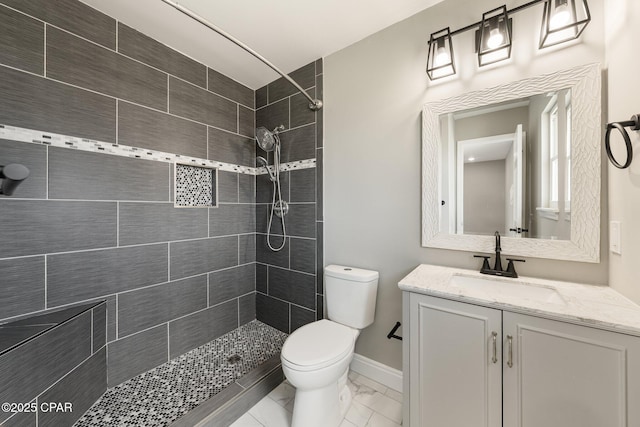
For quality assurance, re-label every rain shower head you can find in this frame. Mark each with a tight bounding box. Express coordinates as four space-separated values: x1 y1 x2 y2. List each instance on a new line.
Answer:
255 125 284 152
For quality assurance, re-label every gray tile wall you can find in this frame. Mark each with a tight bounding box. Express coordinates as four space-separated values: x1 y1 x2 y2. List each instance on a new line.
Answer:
0 0 259 405
0 135 257 387
38 347 107 427
0 303 106 426
0 6 43 74
107 324 169 387
0 2 324 422
168 299 238 359
255 61 324 333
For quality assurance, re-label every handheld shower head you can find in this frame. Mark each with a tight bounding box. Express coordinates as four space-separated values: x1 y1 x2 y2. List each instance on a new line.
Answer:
256 156 269 168
257 156 276 182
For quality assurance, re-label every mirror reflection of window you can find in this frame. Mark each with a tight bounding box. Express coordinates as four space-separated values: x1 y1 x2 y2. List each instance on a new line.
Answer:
537 88 571 239
549 103 559 208
565 93 572 214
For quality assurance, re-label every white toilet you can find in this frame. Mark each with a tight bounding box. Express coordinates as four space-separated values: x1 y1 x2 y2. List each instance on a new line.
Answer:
281 265 379 427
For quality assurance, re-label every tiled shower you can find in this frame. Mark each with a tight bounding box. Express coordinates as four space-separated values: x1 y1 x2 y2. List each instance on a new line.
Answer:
0 0 323 425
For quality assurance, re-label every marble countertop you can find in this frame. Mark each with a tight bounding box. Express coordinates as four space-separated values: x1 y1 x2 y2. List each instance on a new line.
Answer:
399 264 640 337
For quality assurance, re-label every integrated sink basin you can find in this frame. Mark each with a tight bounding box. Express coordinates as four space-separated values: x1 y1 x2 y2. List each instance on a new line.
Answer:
450 274 567 306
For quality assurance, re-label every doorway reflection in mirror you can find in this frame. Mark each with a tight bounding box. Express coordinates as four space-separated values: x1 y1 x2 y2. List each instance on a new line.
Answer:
438 90 572 240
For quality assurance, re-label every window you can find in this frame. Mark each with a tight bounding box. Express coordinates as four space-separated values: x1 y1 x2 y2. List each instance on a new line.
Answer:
539 90 571 218
549 104 559 209
565 96 572 212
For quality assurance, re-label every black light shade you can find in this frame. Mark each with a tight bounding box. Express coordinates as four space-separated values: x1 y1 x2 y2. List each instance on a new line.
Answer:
426 28 455 80
476 5 512 67
540 0 591 48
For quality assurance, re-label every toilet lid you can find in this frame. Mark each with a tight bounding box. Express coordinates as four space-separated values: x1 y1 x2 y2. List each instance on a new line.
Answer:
281 320 355 370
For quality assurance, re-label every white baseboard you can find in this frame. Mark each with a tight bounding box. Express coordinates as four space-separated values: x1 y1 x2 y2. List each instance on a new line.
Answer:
349 353 403 392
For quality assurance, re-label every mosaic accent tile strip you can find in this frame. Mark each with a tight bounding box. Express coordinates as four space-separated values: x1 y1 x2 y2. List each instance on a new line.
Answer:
0 124 316 176
0 124 253 174
256 158 316 174
74 320 287 427
174 164 216 207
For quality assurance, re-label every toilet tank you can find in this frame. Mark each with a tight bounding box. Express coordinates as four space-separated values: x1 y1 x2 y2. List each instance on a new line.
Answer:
325 265 379 329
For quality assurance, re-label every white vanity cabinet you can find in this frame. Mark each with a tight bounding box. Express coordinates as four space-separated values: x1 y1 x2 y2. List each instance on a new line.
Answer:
403 292 640 427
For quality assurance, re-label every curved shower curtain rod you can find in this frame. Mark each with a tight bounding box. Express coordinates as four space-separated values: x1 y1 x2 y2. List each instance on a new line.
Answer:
160 0 323 111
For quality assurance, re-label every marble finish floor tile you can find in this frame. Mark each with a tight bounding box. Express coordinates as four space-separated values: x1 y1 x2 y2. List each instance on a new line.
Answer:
351 381 402 424
248 395 293 427
344 400 373 427
237 371 403 427
366 413 402 427
229 413 264 427
267 381 295 409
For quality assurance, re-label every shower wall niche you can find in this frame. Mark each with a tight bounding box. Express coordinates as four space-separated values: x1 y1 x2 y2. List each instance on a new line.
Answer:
174 163 218 208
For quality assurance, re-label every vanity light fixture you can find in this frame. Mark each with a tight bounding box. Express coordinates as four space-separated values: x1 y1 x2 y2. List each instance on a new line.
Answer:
477 6 512 66
540 0 591 48
425 0 591 80
426 28 456 81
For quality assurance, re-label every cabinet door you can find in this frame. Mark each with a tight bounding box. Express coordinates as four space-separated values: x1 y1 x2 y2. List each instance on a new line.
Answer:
409 294 502 427
503 312 640 427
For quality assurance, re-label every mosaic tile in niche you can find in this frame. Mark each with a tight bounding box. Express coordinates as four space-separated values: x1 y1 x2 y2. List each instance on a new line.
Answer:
174 163 216 207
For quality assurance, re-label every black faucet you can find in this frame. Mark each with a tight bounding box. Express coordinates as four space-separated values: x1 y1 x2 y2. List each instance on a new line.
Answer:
474 231 525 278
493 231 502 272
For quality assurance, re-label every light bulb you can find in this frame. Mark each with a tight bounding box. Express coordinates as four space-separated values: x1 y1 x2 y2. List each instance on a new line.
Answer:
487 28 504 49
434 46 450 67
550 3 570 29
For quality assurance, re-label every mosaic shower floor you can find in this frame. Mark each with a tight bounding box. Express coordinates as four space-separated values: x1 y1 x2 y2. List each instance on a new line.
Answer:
74 320 288 427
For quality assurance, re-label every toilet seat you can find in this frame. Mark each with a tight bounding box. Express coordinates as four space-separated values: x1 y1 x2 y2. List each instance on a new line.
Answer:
281 320 356 372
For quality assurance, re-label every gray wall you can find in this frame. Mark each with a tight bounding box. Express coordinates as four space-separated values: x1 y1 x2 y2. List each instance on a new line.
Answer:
454 106 529 141
254 61 325 333
0 0 257 388
607 0 640 304
324 0 607 370
463 159 507 235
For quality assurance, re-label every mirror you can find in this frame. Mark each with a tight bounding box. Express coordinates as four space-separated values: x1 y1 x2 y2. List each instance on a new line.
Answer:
439 90 572 240
422 64 601 262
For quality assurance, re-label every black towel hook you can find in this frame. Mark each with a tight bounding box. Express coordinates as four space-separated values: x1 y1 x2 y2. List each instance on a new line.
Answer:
0 163 30 196
605 114 640 169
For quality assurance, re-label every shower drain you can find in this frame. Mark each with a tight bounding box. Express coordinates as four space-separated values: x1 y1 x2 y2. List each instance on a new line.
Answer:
227 354 242 364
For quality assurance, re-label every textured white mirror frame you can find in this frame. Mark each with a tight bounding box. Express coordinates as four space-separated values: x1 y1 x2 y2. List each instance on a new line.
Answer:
422 63 601 262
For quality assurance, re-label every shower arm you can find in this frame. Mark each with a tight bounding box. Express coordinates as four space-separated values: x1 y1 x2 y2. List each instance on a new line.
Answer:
159 0 323 111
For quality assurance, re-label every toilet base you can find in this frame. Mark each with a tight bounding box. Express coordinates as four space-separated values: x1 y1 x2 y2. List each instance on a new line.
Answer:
291 368 352 427
337 369 352 417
